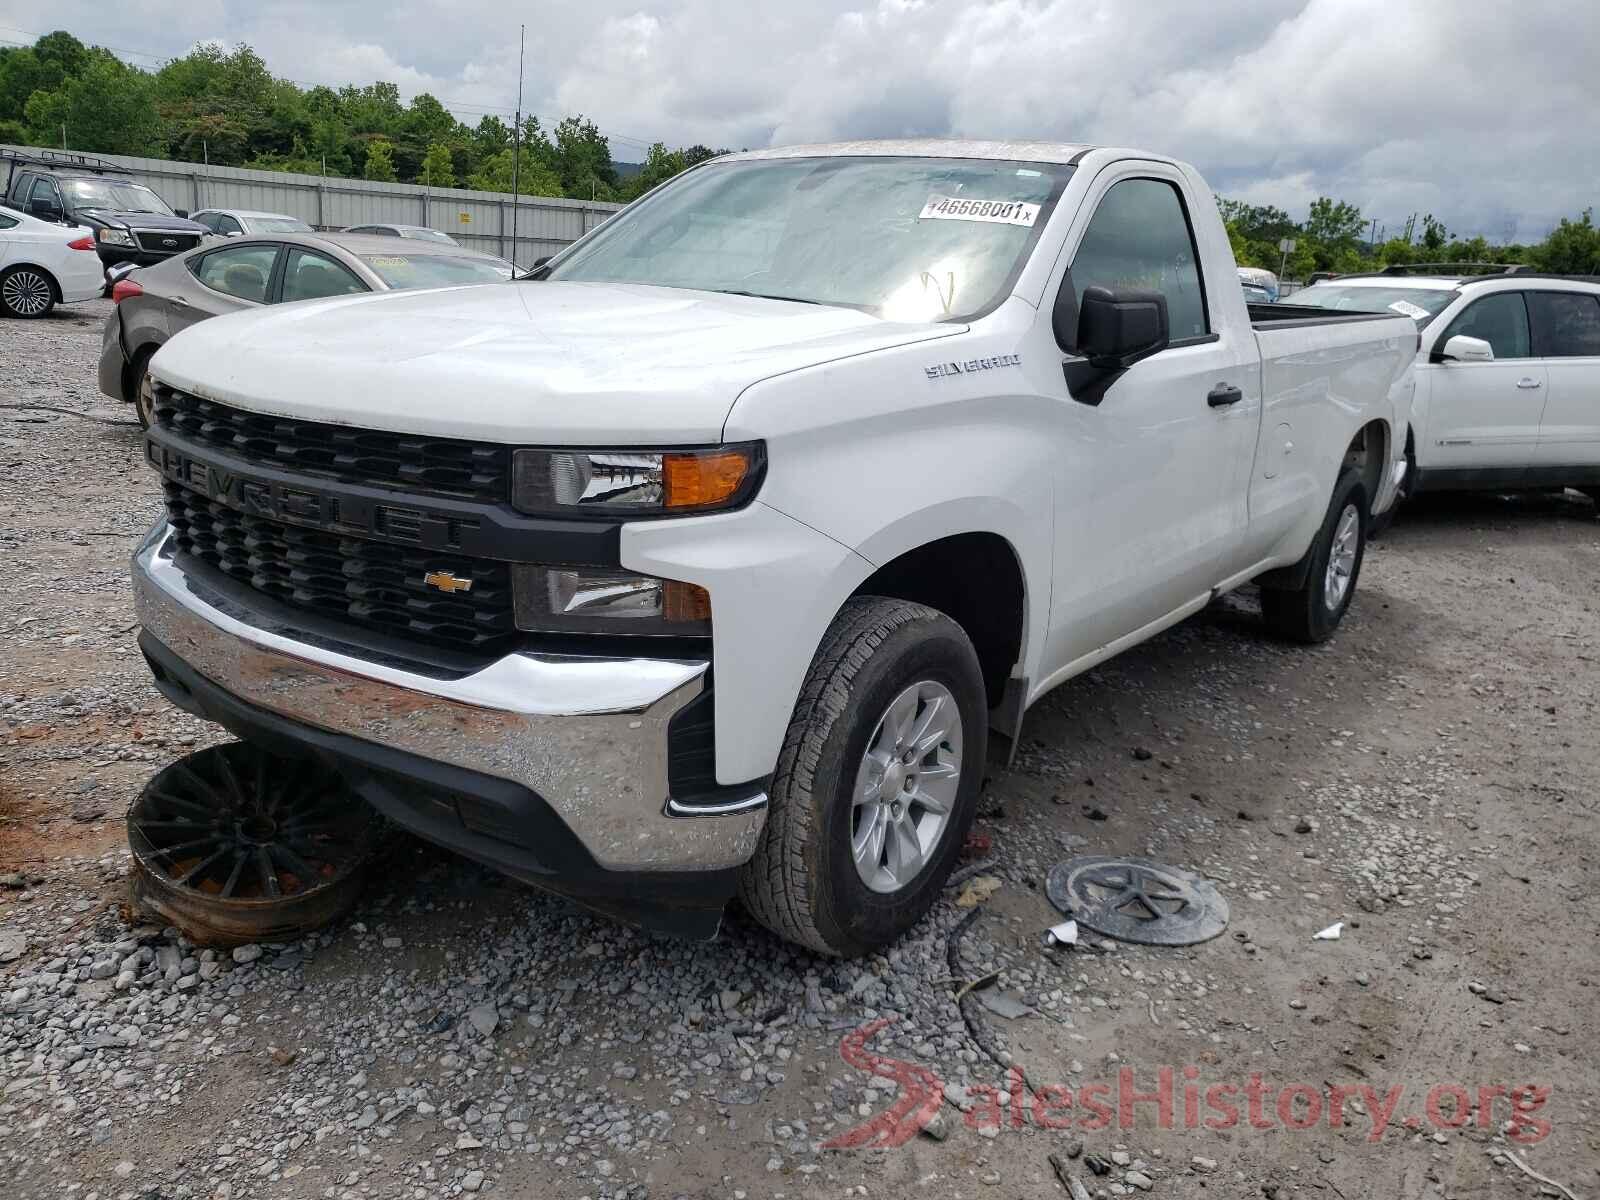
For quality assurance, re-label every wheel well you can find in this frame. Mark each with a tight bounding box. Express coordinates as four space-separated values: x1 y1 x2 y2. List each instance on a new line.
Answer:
124 342 160 403
1343 420 1388 506
851 533 1024 707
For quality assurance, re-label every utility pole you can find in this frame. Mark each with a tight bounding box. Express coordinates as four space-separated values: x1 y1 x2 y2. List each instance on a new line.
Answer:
509 24 526 269
203 139 209 166
61 124 67 150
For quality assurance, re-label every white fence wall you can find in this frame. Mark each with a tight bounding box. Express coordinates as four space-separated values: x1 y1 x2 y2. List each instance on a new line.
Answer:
2 145 623 265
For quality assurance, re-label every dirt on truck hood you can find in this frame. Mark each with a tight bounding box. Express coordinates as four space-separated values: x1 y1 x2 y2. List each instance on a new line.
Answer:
148 280 962 443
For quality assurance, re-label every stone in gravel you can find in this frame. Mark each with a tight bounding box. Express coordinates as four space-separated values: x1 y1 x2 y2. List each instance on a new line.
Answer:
1132 747 1153 761
1084 1153 1112 1176
1111 1151 1132 1167
1192 1156 1218 1172
1125 1170 1154 1190
457 1133 483 1150
114 1161 135 1179
0 931 25 962
1294 817 1314 834
88 960 116 979
70 802 106 822
232 943 263 964
920 1108 954 1141
468 1003 499 1036
462 1171 484 1192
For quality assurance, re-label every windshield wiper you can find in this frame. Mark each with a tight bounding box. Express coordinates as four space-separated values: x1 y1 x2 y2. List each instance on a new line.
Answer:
708 288 830 307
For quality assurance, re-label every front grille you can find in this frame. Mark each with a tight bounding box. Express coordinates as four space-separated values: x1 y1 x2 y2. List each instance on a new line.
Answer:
163 482 517 652
135 230 200 254
152 385 511 504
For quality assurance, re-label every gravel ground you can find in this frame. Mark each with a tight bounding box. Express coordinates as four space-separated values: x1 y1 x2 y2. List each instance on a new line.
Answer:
3 301 1599 1200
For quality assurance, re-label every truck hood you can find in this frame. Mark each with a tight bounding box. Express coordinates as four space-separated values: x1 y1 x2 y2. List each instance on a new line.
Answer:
150 281 963 443
84 210 206 233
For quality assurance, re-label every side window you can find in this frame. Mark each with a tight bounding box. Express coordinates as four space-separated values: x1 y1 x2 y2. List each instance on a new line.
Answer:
8 172 32 204
280 248 367 303
1439 292 1530 359
191 244 280 303
1070 177 1209 342
0 212 18 230
193 212 219 232
30 178 61 212
217 214 243 235
1528 292 1600 358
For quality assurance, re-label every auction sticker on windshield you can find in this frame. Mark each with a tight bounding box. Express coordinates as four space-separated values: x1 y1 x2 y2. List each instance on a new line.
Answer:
1388 299 1431 320
920 196 1041 226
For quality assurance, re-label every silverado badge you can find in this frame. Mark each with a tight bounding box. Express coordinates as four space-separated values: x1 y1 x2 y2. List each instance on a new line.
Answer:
423 570 473 594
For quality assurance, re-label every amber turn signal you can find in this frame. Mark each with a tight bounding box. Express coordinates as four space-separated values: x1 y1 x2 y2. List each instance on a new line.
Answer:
663 449 753 510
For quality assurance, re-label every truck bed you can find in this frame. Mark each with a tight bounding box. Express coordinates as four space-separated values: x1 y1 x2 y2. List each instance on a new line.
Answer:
1247 302 1408 329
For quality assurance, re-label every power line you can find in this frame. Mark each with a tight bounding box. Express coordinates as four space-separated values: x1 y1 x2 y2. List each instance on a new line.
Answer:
0 25 660 150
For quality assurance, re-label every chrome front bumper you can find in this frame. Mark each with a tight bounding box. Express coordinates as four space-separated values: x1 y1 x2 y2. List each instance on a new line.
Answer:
131 522 766 872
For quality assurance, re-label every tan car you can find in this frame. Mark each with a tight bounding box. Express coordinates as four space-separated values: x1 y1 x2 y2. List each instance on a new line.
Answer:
98 232 516 426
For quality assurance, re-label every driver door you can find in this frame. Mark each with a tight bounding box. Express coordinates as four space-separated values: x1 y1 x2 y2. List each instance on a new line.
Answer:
1043 168 1259 670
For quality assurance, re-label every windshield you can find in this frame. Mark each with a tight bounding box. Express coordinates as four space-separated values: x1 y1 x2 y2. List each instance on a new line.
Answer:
255 217 312 233
401 227 457 244
359 253 508 289
62 179 174 215
546 156 1074 322
1289 284 1458 326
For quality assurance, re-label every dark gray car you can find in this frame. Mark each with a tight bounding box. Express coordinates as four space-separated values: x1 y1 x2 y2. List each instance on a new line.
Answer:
99 232 513 426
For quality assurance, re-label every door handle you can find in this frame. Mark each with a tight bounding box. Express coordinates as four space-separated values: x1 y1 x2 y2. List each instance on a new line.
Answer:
1207 383 1243 407
1516 378 1542 389
169 296 189 307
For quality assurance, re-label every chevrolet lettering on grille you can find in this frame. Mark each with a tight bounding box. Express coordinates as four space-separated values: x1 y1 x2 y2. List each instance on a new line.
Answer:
145 438 481 550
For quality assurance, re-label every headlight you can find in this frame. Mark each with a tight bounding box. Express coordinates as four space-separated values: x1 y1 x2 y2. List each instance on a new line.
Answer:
511 444 763 518
96 228 136 248
512 564 710 636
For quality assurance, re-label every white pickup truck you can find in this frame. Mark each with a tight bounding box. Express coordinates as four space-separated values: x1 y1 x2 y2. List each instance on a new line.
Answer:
132 140 1415 955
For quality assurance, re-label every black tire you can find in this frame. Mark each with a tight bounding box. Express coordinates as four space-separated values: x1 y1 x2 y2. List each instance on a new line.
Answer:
0 265 56 319
1582 487 1600 510
1260 470 1369 644
131 348 158 429
738 596 987 957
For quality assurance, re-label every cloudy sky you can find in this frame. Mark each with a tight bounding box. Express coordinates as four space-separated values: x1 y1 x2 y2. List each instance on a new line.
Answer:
2 0 1595 241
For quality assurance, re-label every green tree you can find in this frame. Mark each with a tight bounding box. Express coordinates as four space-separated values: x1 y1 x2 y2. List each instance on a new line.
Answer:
551 115 617 198
622 142 686 200
24 51 163 156
362 138 397 181
418 141 455 188
1533 209 1600 274
465 148 563 197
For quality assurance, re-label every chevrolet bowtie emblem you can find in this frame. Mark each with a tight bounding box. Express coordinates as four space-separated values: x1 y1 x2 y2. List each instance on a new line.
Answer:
423 570 473 594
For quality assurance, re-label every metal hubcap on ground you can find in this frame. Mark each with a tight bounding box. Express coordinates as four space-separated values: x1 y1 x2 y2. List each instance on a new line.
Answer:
2 270 50 316
851 680 963 894
1324 503 1360 611
1046 855 1229 946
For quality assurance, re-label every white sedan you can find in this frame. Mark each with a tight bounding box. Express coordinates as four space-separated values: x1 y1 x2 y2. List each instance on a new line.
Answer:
0 207 105 318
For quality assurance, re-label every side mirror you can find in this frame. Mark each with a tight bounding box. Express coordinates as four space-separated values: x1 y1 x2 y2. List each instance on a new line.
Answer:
1055 282 1170 405
174 209 189 218
1436 334 1493 363
532 256 551 268
31 199 63 222
1077 286 1170 367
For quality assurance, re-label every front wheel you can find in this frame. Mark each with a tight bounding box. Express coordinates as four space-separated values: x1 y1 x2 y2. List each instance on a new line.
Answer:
0 266 56 319
1260 470 1368 644
739 597 986 957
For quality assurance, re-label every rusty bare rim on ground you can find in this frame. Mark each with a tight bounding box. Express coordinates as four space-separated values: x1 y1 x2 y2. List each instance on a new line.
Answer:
127 742 380 946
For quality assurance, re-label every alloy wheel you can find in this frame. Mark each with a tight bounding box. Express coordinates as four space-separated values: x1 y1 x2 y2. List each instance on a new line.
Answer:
850 680 963 894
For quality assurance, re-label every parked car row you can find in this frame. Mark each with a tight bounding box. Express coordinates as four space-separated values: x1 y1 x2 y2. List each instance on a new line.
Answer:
98 232 516 424
2 148 505 318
